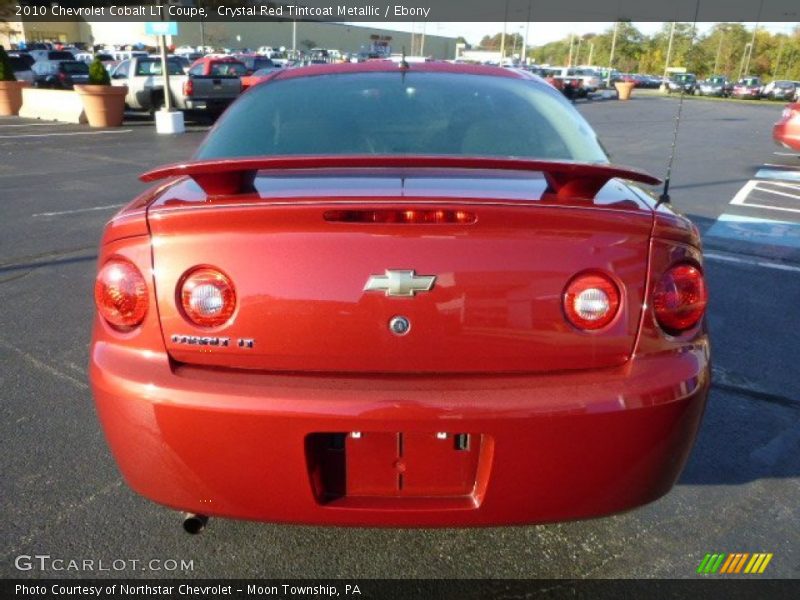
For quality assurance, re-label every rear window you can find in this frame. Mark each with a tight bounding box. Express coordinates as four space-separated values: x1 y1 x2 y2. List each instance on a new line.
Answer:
135 59 184 76
209 62 247 77
9 57 31 71
61 62 89 74
48 51 75 60
197 72 607 162
252 58 276 71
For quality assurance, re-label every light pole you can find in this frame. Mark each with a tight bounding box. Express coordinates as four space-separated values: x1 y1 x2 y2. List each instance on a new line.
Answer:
712 30 724 75
499 0 509 63
737 42 752 80
567 33 574 67
660 21 676 92
521 0 532 65
606 21 619 88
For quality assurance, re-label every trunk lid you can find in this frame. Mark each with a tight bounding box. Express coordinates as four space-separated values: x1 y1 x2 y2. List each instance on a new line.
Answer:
147 170 653 374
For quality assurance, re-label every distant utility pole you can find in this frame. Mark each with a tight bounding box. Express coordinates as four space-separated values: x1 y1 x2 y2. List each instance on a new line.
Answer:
521 0 532 65
773 36 785 78
606 22 618 87
500 0 509 61
576 37 583 65
567 33 574 67
743 0 763 76
738 42 752 80
712 30 724 75
660 21 676 90
587 42 594 66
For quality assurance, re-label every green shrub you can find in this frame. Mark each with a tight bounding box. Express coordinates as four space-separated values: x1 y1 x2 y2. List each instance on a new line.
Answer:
88 57 110 85
0 46 17 82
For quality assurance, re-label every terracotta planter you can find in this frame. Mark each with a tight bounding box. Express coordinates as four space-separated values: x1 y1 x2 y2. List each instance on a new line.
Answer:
0 80 31 116
614 81 635 101
74 85 128 127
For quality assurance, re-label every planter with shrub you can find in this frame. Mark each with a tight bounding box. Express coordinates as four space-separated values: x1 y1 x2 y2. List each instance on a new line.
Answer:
0 45 30 116
74 57 127 127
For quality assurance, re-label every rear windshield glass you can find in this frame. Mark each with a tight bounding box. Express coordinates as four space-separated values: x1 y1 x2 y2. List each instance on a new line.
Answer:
62 62 89 74
209 62 247 77
196 72 607 162
48 51 75 60
135 59 184 76
9 57 31 70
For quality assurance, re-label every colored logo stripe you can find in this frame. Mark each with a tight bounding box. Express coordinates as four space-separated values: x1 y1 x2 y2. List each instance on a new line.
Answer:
699 553 773 574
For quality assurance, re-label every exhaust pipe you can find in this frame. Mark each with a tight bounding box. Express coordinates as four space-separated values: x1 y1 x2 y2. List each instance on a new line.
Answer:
182 513 209 535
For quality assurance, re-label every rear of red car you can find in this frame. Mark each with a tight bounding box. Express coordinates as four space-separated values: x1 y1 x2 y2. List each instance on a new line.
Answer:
773 103 800 150
90 64 709 527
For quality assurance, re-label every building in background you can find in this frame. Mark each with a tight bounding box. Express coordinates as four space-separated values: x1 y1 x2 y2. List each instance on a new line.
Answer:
2 18 457 59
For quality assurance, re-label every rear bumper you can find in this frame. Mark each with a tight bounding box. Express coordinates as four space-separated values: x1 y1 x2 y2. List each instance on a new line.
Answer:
184 98 234 112
90 341 710 526
773 122 800 151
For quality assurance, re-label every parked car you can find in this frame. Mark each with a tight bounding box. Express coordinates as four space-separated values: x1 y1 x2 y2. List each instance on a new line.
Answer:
761 80 798 101
110 56 188 114
732 76 763 99
90 62 710 531
28 50 76 63
695 75 732 97
31 60 89 89
184 56 245 113
110 55 241 117
8 55 34 83
666 73 698 94
549 66 598 95
773 103 800 151
240 66 283 91
234 54 280 75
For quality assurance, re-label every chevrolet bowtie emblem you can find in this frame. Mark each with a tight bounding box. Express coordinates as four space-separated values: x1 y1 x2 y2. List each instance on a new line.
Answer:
364 270 436 297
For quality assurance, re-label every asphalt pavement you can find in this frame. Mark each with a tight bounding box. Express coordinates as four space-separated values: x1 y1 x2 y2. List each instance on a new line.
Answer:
1 94 798 580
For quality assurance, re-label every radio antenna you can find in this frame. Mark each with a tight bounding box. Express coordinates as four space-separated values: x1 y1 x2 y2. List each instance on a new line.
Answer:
657 0 702 208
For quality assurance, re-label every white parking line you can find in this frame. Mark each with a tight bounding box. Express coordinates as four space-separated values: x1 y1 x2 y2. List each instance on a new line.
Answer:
32 203 124 217
0 129 132 139
730 180 758 205
752 185 800 201
705 252 800 273
0 122 70 128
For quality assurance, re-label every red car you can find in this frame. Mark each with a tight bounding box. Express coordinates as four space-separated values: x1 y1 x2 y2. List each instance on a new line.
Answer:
732 76 763 99
773 103 800 150
90 62 710 532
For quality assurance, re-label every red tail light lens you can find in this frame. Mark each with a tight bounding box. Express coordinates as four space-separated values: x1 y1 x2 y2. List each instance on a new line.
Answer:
180 267 236 327
183 79 194 97
95 259 148 330
563 272 620 330
653 263 708 334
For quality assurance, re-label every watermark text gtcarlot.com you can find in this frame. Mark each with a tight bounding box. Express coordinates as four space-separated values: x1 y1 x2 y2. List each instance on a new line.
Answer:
14 554 194 572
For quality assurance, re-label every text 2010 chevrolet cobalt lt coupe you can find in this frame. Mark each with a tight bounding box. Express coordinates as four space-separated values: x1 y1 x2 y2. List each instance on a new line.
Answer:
90 62 710 529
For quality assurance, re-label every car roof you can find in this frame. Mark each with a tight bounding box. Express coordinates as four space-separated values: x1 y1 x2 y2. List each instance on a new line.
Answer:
263 61 532 83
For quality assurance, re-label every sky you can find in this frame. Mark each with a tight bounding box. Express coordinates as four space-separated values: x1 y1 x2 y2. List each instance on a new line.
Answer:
356 22 798 46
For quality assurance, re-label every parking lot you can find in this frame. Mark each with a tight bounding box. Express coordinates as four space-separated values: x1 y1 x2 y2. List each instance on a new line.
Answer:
1 94 798 579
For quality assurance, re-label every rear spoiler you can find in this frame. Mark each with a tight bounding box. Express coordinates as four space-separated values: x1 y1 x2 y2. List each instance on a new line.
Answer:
140 155 661 199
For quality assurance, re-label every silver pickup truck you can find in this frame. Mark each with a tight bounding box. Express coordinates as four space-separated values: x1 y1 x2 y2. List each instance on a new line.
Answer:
110 56 241 116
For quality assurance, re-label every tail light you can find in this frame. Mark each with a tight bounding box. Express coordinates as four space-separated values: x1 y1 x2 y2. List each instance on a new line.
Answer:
653 263 707 334
563 272 620 330
179 267 236 327
95 259 148 331
183 78 194 97
324 209 476 224
57 72 67 82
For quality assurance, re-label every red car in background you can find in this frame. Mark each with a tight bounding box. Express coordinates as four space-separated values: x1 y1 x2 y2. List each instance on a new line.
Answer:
90 62 710 532
773 103 800 150
732 76 763 99
240 65 283 91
